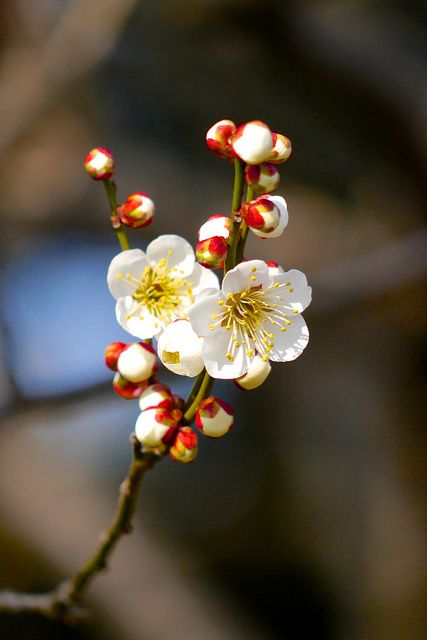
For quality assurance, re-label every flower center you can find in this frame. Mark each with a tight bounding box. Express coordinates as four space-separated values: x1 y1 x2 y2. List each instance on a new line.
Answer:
117 258 193 325
209 277 298 362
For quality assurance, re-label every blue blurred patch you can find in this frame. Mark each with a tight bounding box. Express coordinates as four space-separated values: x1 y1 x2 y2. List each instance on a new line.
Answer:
1 233 141 398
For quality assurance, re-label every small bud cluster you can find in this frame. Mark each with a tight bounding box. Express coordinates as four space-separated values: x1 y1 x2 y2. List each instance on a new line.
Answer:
83 148 155 231
199 119 292 268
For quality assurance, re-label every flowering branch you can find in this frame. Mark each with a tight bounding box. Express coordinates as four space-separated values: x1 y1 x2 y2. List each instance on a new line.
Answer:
0 118 311 624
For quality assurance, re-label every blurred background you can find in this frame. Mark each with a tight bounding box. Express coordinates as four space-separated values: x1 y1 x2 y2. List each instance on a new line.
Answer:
0 1 426 638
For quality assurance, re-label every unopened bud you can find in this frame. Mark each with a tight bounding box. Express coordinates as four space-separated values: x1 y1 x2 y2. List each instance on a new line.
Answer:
266 133 292 164
230 120 273 165
246 195 288 239
196 236 228 269
245 162 280 194
118 192 155 229
105 341 127 371
117 342 157 383
113 372 147 399
234 355 271 390
83 147 114 180
139 383 175 411
157 320 204 377
195 396 234 438
198 215 230 242
135 406 182 448
206 119 236 160
169 426 198 463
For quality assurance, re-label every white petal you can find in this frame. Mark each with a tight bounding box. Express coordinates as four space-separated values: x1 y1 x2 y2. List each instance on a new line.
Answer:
107 249 148 300
222 260 269 296
146 234 195 277
271 269 312 313
187 262 220 295
157 320 204 377
263 314 309 362
116 297 162 339
202 330 253 379
198 216 230 241
188 290 224 336
268 195 289 224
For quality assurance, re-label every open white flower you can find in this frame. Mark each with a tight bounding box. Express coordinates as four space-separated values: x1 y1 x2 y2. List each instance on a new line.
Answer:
108 234 219 339
188 259 311 379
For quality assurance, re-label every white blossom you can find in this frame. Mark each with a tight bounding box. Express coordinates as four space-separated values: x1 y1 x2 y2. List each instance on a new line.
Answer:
107 235 219 339
188 259 311 379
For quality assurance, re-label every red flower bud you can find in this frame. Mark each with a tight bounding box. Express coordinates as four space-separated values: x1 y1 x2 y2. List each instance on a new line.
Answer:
266 132 292 164
195 236 228 269
230 120 273 165
195 396 234 438
245 162 280 194
169 426 198 463
117 342 158 383
135 406 182 447
205 119 236 160
118 192 155 229
83 147 114 180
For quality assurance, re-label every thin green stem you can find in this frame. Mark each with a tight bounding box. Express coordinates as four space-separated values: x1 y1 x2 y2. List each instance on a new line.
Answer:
103 180 130 251
183 370 213 422
224 159 245 273
182 369 207 413
235 184 255 263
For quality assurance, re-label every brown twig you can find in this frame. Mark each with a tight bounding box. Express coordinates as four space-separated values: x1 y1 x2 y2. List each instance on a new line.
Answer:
0 434 159 622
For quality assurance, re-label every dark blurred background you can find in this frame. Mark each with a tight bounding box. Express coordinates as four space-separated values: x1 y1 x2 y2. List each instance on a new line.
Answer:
0 1 426 639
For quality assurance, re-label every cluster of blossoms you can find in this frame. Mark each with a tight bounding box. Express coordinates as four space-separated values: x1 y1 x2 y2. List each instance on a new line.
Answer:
84 118 311 464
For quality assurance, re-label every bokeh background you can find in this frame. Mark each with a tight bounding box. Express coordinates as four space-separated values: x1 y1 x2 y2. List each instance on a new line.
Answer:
0 1 426 639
